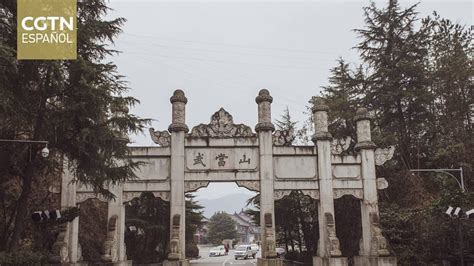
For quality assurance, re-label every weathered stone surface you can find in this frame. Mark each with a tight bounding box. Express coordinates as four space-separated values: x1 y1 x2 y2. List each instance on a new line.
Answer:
60 91 395 265
274 156 317 179
189 108 254 138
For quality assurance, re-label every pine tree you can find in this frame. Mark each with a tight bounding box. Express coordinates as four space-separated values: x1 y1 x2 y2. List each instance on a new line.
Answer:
0 0 149 251
207 212 237 245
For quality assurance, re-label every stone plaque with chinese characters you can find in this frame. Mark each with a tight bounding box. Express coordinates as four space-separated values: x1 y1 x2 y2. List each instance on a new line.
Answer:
185 148 258 171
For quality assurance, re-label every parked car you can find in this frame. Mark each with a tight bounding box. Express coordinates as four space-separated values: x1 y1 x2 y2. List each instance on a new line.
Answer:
234 245 258 260
250 243 260 252
209 245 226 257
275 247 285 258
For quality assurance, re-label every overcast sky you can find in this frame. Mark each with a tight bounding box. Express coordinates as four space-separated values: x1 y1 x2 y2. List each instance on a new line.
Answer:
106 0 472 200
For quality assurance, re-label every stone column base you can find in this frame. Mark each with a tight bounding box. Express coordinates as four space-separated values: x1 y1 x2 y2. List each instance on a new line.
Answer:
313 257 348 266
163 259 190 266
257 258 284 266
354 256 397 266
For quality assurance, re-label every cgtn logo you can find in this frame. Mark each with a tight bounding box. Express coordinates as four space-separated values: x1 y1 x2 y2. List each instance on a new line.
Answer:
20 16 74 44
17 0 77 60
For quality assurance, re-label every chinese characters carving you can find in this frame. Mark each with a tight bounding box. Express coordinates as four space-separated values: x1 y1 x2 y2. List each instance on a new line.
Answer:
215 153 228 167
239 154 251 164
193 152 206 167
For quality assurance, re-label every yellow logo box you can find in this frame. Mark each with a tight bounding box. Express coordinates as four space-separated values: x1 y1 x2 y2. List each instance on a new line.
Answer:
17 0 77 60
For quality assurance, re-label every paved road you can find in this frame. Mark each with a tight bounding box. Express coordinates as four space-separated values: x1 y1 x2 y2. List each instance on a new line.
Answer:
190 245 259 266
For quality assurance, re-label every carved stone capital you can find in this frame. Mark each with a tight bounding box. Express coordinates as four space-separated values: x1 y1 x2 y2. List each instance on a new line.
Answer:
255 89 273 103
311 97 329 113
312 131 332 141
170 89 188 104
255 122 275 132
355 141 376 150
354 107 372 122
168 123 189 133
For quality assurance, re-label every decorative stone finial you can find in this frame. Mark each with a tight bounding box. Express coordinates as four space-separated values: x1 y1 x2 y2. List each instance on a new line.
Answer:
354 107 376 150
354 107 372 122
311 96 332 141
169 89 189 132
255 89 273 104
255 89 274 132
170 89 188 104
311 97 329 113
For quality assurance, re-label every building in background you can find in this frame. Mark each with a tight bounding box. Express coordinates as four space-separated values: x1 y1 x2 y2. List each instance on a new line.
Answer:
231 210 260 244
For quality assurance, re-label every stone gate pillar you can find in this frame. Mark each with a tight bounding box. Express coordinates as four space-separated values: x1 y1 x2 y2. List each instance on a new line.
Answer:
166 89 188 263
255 90 281 266
50 159 82 264
354 108 396 266
312 98 347 266
104 184 128 265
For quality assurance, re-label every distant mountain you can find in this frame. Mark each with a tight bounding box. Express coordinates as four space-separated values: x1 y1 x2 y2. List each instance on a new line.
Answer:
198 193 256 218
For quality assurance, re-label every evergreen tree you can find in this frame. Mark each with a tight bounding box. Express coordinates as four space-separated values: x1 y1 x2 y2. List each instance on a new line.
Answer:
319 0 474 263
274 106 297 146
0 0 149 251
207 212 237 245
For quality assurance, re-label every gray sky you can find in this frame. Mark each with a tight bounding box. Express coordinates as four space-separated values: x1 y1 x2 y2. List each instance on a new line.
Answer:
107 0 472 199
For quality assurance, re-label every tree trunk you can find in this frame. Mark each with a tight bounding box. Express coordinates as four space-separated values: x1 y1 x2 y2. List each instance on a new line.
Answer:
8 159 37 251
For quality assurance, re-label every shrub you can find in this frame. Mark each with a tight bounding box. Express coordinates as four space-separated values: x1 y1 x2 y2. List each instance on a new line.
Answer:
0 250 44 265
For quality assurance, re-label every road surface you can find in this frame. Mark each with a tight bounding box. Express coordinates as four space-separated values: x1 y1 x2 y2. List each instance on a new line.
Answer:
190 245 259 266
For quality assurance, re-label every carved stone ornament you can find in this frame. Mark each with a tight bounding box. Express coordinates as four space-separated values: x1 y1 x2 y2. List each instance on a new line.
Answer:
264 213 278 258
334 189 363 199
185 181 210 193
369 212 391 256
274 190 292 200
101 215 119 262
168 214 181 261
301 190 320 200
325 212 342 257
273 129 295 146
122 192 142 203
153 191 170 201
49 223 69 263
377 178 389 190
236 180 260 192
331 136 352 155
189 108 255 138
375 146 395 166
76 192 108 204
149 128 171 147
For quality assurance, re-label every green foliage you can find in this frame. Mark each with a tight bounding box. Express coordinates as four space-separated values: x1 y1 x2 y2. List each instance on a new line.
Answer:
0 0 149 251
125 192 170 263
207 212 237 245
319 0 473 263
123 192 205 263
0 250 43 265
